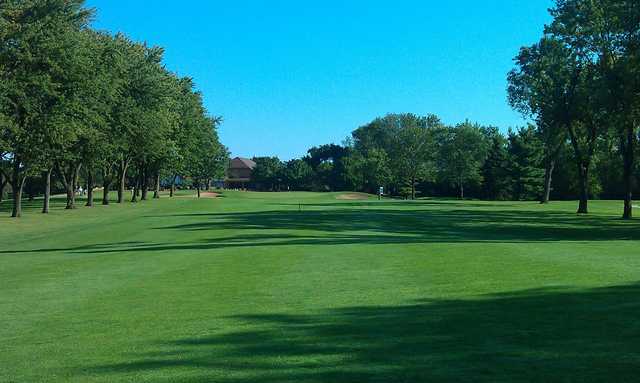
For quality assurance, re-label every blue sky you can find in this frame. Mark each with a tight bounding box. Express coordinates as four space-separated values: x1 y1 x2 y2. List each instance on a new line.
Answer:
86 0 553 160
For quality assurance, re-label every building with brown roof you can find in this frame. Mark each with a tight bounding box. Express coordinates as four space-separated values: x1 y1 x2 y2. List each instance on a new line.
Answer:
225 157 256 189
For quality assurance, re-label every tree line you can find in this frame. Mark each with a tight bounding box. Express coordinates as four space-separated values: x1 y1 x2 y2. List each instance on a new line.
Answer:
251 0 639 219
0 0 228 218
253 111 638 210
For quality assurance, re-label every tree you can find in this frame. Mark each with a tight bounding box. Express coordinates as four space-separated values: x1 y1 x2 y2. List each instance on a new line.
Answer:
251 157 284 191
186 116 227 198
389 114 438 199
52 29 112 210
508 35 595 212
547 0 640 218
437 122 489 199
343 148 391 194
305 144 349 191
166 77 208 198
350 113 438 198
0 0 92 217
283 159 314 191
481 128 511 200
506 126 545 201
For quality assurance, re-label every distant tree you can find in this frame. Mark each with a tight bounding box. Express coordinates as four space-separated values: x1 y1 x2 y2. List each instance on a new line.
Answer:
251 157 284 191
388 114 438 199
506 126 545 200
166 77 204 197
437 122 489 199
186 117 227 198
343 148 391 194
305 144 349 191
283 159 314 191
350 113 438 198
481 128 511 200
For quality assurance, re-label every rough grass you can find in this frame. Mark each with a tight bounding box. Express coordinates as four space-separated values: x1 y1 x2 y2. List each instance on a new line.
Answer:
1 191 639 382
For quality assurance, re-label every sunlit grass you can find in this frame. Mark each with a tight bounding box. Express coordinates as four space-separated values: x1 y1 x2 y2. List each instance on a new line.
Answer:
1 192 639 382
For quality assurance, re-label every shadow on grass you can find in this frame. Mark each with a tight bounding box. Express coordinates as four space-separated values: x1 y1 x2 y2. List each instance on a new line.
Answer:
83 283 640 382
150 206 640 242
0 194 125 214
3 203 639 255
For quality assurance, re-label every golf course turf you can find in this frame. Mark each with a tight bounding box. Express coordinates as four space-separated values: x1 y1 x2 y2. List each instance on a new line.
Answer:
1 191 639 382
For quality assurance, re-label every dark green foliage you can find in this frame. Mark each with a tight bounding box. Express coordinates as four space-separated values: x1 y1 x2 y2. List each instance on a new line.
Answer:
481 129 511 200
304 144 350 191
509 0 640 217
283 159 314 191
436 122 489 199
251 157 285 191
506 126 545 201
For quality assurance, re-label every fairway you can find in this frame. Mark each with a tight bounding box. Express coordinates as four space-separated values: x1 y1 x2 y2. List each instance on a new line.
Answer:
1 192 640 382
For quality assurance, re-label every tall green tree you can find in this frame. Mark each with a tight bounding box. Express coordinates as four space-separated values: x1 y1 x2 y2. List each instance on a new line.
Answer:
389 114 438 200
304 144 349 191
481 127 511 200
508 35 596 212
547 0 640 218
283 159 314 191
343 148 391 194
506 126 546 201
437 122 489 199
185 116 227 198
0 0 92 217
251 156 285 191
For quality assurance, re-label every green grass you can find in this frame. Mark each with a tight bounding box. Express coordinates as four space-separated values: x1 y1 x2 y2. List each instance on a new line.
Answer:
1 191 640 382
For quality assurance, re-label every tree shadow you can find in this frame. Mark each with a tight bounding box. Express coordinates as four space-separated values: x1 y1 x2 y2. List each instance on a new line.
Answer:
83 283 640 382
155 206 640 243
4 203 639 255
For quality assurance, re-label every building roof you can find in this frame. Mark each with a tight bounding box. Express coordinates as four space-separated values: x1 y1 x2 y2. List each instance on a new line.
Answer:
229 157 256 170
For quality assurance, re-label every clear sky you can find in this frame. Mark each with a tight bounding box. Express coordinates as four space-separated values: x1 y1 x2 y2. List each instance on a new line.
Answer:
85 0 554 160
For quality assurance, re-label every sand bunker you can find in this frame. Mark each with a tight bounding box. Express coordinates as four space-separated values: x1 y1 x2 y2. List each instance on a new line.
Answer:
175 192 219 199
200 192 219 198
336 193 370 200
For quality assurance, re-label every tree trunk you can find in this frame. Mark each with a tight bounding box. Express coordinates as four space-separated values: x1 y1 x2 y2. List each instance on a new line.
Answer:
622 127 635 220
170 175 176 197
42 168 52 214
131 175 139 203
140 164 148 201
11 161 26 218
65 182 74 209
541 159 555 204
153 172 160 199
117 159 129 204
459 179 464 199
410 177 416 200
576 162 589 214
64 163 81 210
0 172 6 203
196 180 201 198
86 169 94 207
102 181 110 205
102 166 111 205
